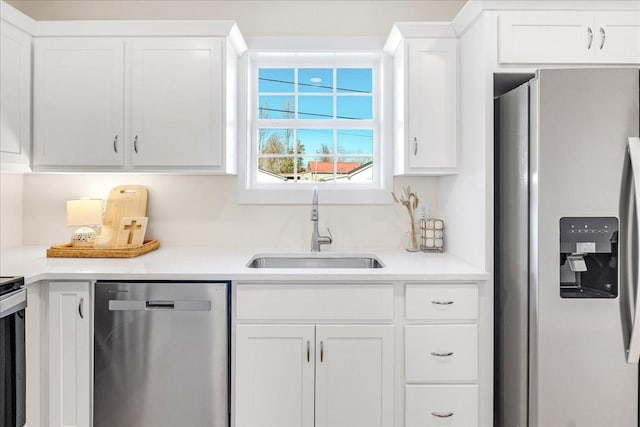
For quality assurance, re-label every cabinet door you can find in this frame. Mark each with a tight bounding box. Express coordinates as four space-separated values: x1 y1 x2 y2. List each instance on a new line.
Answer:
131 38 223 167
499 11 640 65
0 21 31 170
33 38 124 167
498 12 594 64
315 325 394 427
407 38 457 172
235 324 315 427
594 12 640 64
48 281 91 427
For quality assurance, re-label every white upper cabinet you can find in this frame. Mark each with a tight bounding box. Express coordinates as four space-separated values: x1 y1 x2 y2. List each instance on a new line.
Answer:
32 22 246 172
385 24 459 175
596 11 640 63
0 3 33 171
498 11 640 64
406 39 458 172
33 38 125 167
131 38 223 167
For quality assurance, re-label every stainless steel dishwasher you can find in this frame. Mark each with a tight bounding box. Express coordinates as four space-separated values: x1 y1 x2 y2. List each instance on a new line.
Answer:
94 281 229 427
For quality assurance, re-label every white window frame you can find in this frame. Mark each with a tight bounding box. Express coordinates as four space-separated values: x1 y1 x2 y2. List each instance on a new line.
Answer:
237 40 393 205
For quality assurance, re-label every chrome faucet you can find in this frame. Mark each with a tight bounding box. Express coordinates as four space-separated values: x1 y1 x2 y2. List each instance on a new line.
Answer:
311 186 332 252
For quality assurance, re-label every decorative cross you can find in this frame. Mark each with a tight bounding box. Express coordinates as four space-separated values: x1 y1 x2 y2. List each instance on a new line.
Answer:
123 220 142 244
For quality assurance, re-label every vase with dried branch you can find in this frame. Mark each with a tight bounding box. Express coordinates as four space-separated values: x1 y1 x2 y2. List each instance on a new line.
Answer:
392 186 420 252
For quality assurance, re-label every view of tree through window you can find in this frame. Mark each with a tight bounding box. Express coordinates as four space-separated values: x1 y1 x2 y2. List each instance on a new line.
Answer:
256 66 374 183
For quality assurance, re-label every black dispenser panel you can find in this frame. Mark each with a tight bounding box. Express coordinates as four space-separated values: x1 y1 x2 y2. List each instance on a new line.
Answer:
560 217 618 298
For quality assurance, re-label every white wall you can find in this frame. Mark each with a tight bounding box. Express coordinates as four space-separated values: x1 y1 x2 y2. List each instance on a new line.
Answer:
3 0 464 250
6 1 465 36
0 173 23 249
439 14 489 270
23 174 439 248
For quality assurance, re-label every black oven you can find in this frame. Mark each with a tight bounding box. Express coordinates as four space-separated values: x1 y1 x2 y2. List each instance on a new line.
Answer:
0 276 26 427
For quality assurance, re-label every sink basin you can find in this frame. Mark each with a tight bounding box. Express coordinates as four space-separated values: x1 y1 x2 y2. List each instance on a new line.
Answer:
247 254 384 269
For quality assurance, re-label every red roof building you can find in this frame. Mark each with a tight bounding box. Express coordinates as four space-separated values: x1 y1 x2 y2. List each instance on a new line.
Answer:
307 161 362 174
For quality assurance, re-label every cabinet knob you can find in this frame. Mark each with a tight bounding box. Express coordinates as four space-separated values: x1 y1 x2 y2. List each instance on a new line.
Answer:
586 27 593 50
134 135 139 154
599 27 606 50
113 135 118 153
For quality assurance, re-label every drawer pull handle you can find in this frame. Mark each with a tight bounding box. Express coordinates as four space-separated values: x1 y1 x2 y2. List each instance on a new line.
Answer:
431 300 454 305
430 351 454 357
431 411 454 418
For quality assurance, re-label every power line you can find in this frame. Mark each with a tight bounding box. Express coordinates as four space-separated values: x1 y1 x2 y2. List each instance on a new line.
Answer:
259 77 371 94
259 106 370 121
300 128 374 139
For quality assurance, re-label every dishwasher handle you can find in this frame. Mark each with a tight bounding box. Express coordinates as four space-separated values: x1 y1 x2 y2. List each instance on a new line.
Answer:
146 301 175 309
109 300 211 311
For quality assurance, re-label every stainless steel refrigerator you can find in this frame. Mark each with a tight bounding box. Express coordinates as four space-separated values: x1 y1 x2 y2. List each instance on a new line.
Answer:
495 68 640 427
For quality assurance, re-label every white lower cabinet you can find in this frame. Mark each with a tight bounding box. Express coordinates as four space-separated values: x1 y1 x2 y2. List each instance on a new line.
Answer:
315 325 394 427
405 385 478 427
234 284 395 427
48 281 91 427
235 323 394 427
405 284 478 321
403 283 480 427
235 324 315 427
405 324 478 382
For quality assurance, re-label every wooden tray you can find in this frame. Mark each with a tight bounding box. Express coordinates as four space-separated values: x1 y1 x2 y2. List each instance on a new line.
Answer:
47 240 160 258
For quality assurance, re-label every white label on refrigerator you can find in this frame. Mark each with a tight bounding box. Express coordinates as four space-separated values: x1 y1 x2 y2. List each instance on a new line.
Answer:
576 242 596 253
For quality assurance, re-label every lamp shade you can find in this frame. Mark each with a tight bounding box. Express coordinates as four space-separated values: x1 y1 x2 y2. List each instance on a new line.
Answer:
66 199 103 226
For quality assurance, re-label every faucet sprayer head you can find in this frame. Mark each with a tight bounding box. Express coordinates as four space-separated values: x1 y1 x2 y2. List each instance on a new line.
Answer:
311 186 319 221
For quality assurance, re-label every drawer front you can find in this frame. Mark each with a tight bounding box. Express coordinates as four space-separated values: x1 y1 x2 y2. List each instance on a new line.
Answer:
236 283 394 321
406 284 478 320
405 325 477 382
406 385 478 427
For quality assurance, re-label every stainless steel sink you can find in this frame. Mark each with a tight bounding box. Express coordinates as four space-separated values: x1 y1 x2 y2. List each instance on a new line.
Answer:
247 254 384 269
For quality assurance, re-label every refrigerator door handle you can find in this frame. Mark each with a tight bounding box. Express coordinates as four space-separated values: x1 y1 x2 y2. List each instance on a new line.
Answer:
625 137 640 364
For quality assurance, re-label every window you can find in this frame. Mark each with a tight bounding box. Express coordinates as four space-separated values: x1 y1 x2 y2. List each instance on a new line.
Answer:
239 51 392 204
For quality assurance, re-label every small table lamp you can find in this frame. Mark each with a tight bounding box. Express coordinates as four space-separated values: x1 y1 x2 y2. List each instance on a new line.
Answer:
66 199 103 247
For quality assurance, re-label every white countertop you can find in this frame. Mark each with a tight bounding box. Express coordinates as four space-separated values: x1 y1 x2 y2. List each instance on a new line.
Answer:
0 246 488 284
